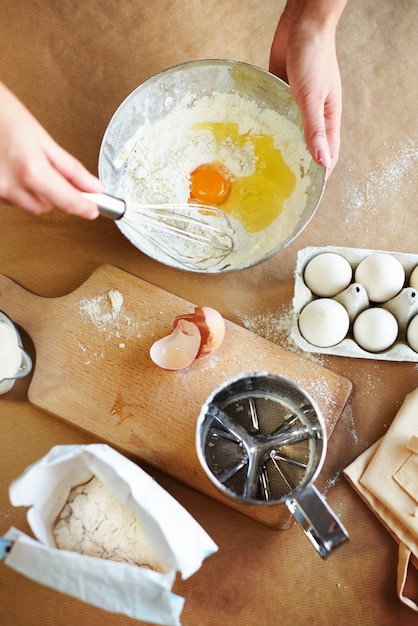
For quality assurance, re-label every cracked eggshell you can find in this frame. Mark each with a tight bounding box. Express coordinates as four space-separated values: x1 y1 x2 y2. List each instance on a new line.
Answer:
354 252 405 302
298 298 349 347
173 306 225 359
150 306 226 370
303 252 352 297
150 319 201 370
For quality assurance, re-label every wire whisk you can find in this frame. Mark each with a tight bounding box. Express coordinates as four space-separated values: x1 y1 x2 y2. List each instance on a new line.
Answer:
83 192 235 271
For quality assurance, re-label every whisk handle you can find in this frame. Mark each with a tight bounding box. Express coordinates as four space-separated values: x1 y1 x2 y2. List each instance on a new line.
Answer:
82 192 126 220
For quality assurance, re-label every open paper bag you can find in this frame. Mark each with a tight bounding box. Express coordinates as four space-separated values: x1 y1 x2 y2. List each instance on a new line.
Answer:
1 444 217 625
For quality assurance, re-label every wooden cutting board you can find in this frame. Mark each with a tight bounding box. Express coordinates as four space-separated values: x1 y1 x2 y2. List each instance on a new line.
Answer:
0 265 352 528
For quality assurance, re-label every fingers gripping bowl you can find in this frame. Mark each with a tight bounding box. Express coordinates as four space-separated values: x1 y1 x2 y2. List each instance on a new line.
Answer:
98 60 326 272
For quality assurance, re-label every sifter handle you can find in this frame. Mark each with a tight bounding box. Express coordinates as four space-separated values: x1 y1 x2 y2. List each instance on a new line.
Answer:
285 484 349 559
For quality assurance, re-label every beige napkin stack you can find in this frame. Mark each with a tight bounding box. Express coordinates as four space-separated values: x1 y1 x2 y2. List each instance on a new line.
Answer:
344 388 418 611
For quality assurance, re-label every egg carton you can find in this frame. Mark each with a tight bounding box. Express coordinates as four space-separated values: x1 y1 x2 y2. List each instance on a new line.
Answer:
292 246 418 361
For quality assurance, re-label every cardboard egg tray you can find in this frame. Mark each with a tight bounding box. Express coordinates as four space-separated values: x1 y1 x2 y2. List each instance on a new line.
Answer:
292 246 418 361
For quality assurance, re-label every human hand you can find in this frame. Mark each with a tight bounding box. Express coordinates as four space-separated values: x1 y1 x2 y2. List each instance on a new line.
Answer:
269 1 347 175
0 82 103 219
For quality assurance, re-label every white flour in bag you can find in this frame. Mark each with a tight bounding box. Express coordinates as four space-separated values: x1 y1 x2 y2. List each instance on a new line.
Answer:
53 476 163 571
116 91 313 269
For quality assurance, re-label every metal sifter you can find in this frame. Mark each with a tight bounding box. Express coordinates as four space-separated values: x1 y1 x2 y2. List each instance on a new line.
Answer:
196 372 349 558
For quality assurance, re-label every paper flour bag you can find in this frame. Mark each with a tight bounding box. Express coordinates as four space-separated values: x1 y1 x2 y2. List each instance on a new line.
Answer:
1 444 217 625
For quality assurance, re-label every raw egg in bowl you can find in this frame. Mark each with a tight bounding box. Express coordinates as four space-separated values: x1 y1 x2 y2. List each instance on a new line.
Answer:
98 60 326 272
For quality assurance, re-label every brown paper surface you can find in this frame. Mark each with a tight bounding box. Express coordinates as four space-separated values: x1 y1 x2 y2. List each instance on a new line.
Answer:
1 1 418 625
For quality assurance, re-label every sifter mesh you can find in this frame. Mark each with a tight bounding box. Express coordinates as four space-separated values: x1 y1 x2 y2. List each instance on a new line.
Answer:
200 375 323 503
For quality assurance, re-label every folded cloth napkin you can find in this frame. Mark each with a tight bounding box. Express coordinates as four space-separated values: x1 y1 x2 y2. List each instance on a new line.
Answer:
344 388 418 611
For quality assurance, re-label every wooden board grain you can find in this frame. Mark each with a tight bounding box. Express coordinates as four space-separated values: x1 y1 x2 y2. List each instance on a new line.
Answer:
0 265 352 527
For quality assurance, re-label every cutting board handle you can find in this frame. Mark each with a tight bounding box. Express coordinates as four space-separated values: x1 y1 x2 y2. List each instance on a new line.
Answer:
0 274 51 339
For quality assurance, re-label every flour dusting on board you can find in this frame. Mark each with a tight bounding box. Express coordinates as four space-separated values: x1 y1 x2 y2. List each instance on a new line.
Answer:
79 290 124 328
78 290 139 363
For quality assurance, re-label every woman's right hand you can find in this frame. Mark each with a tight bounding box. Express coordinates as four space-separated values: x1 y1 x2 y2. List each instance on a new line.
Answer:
0 82 103 219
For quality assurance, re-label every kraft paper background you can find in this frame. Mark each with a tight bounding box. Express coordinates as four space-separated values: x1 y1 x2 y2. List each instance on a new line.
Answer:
1 1 418 625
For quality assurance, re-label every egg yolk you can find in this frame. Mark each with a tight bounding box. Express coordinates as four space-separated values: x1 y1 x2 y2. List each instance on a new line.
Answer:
190 163 231 205
191 122 297 233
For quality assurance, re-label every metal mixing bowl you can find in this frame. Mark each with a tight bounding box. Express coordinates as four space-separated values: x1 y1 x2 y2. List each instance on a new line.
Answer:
98 59 326 272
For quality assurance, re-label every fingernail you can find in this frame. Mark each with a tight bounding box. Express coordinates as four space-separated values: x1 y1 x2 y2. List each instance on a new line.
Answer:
316 147 331 169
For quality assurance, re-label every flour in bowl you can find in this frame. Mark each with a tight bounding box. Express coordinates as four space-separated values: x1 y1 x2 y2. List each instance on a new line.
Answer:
117 91 316 270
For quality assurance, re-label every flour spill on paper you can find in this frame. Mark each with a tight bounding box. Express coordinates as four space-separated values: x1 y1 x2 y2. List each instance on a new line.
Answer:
239 304 325 365
0 504 14 524
341 134 418 228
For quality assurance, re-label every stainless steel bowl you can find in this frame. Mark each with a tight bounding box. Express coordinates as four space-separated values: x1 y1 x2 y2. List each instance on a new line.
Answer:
98 59 326 272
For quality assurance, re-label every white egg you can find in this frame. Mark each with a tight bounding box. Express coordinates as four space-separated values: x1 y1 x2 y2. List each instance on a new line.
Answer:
353 308 398 352
303 252 353 297
354 253 405 302
298 299 350 347
410 265 418 290
407 314 418 353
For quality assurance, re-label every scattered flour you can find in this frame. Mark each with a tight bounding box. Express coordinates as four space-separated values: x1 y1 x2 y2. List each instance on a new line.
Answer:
77 290 139 364
240 303 325 366
79 289 124 328
342 134 418 228
116 91 314 270
322 471 342 497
